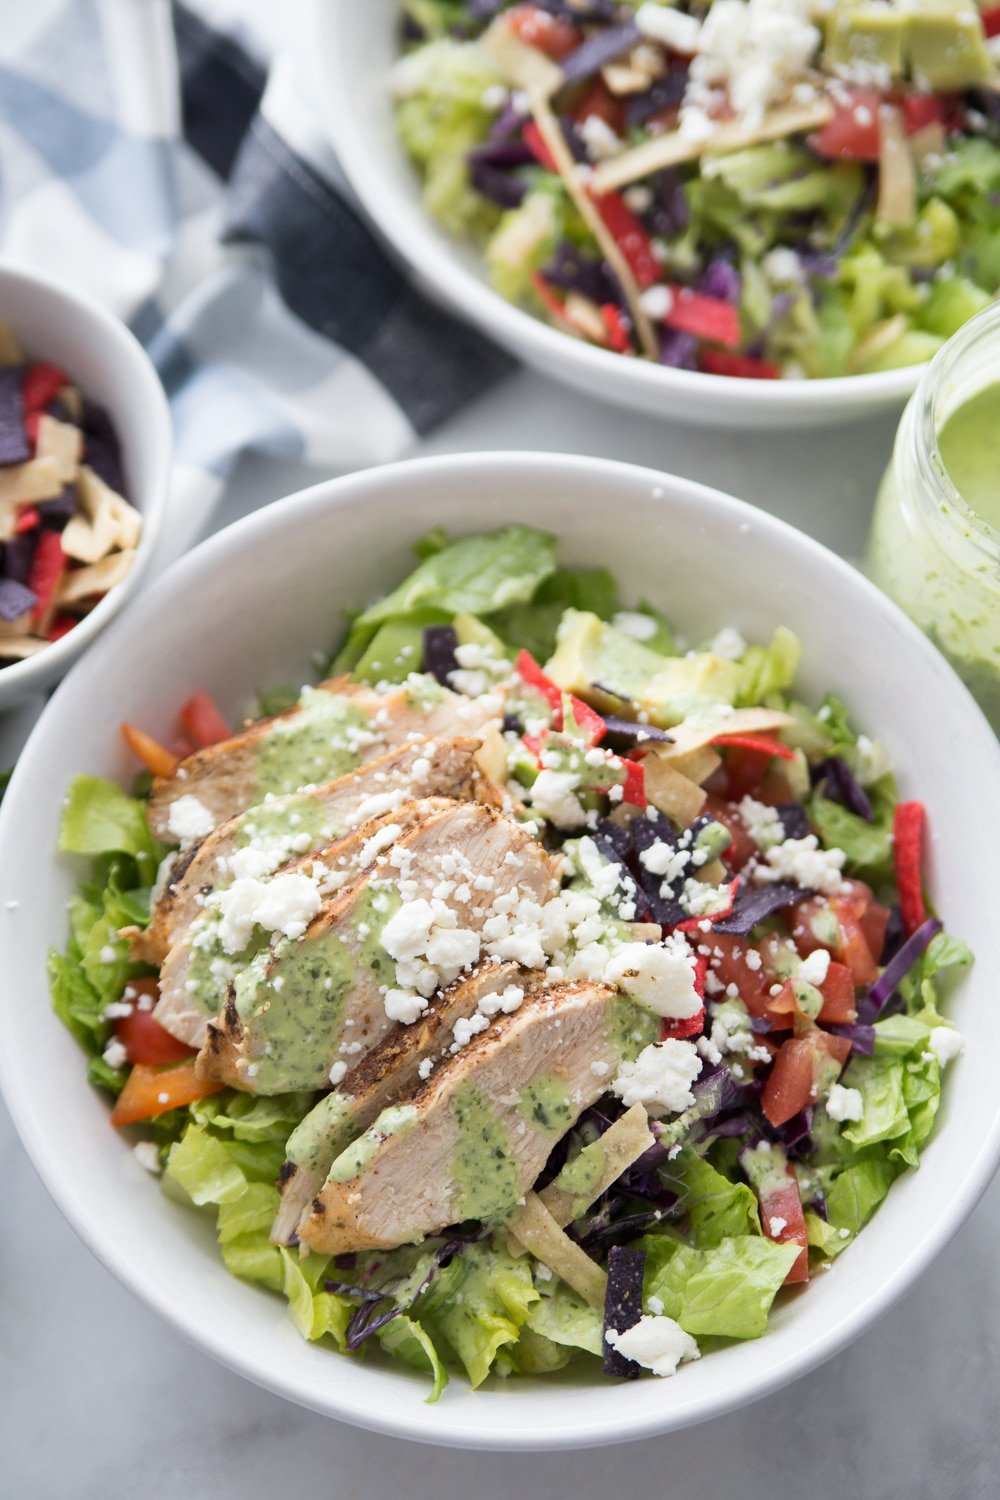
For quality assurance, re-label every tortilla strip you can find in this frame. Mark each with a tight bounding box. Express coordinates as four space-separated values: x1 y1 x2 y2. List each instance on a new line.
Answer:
877 105 916 227
508 1192 608 1308
35 415 81 484
589 99 835 195
644 753 707 826
0 457 63 538
656 706 794 760
55 548 135 605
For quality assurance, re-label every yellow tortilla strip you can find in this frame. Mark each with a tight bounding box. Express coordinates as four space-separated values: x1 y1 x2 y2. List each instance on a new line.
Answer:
35 414 82 484
55 548 135 606
481 18 564 97
0 636 47 659
877 105 916 227
668 745 722 785
589 99 835 195
0 322 25 368
0 457 63 531
657 706 795 760
508 1192 608 1308
528 94 658 358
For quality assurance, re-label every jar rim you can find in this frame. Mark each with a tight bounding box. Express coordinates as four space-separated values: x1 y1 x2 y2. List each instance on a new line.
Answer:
909 302 1000 569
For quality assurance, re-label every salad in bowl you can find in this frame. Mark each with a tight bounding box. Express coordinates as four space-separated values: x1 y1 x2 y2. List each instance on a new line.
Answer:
393 0 1000 380
50 522 970 1398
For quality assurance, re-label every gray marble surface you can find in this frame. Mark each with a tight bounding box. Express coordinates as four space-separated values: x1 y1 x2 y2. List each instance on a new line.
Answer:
4 369 998 1498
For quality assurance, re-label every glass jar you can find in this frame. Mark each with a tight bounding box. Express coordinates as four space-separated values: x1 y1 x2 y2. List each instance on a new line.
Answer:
866 303 1000 734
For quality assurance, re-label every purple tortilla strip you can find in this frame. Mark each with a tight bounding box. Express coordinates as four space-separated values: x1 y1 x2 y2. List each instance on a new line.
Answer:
3 532 37 586
422 625 459 685
603 1244 646 1379
0 369 29 467
36 484 79 528
81 401 126 495
0 576 36 622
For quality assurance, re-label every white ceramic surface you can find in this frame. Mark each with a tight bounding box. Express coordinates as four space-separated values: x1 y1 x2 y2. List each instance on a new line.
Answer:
318 0 921 431
1 451 998 1452
0 261 172 709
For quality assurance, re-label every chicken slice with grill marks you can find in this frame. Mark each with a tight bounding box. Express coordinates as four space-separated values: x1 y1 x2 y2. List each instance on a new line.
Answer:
270 961 526 1245
297 979 660 1255
152 797 456 1050
146 674 504 840
195 801 561 1095
125 737 488 968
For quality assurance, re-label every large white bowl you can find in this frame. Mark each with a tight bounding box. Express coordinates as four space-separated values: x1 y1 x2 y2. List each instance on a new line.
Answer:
1 453 998 1450
0 261 171 709
318 0 921 430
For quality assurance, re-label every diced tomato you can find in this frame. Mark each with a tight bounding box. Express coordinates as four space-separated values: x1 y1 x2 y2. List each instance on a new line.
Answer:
507 4 581 59
762 1031 852 1127
600 302 632 353
790 882 881 987
699 349 780 380
702 794 757 870
22 361 67 413
590 191 661 289
661 1007 705 1041
179 691 231 749
810 88 883 161
14 506 40 534
116 982 196 1065
842 877 890 963
664 287 742 348
902 93 963 134
523 120 558 172
45 613 77 643
515 649 564 718
27 529 65 622
755 766 797 807
708 932 771 1017
620 757 646 808
982 4 1000 37
760 1174 809 1283
120 722 178 778
818 960 857 1024
894 800 927 935
571 79 625 134
711 731 795 761
110 1059 224 1127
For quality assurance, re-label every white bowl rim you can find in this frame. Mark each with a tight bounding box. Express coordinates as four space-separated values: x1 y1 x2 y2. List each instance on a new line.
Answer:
3 450 1000 1450
0 259 172 692
318 0 924 419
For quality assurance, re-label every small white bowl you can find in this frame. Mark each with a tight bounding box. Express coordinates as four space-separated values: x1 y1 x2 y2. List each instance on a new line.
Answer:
0 261 171 709
317 0 922 430
1 452 998 1449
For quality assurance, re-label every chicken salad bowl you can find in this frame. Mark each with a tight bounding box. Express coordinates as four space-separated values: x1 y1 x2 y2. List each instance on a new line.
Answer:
2 452 999 1447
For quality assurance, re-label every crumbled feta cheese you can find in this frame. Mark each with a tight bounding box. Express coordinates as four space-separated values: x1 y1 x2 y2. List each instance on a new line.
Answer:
479 983 525 1018
683 0 821 137
329 1060 348 1086
762 246 803 285
451 1011 491 1052
639 284 674 320
605 1315 700 1377
527 768 587 830
612 610 659 642
213 871 323 953
384 988 428 1025
611 1038 703 1115
754 834 847 895
102 1038 128 1070
578 113 624 160
708 626 748 661
769 1216 787 1236
98 944 119 965
635 1 702 53
418 1057 434 1081
133 1141 161 1175
798 948 830 986
167 794 216 846
826 1083 864 1122
929 1027 964 1067
737 795 784 849
605 937 702 1020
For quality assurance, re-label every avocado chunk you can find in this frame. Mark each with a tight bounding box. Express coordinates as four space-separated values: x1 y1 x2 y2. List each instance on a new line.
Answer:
825 3 908 79
543 609 740 728
907 0 993 89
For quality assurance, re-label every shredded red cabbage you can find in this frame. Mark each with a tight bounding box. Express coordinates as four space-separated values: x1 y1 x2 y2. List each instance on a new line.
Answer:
601 714 674 744
713 882 802 936
828 1021 876 1055
558 21 640 85
861 917 942 1020
816 755 874 822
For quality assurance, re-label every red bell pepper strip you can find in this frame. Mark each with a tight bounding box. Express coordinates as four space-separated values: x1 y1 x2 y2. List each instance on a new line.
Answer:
894 800 927 935
14 506 40 534
620 757 646 808
699 349 780 380
179 691 232 748
530 273 574 331
902 93 963 134
590 191 661 289
523 120 558 172
600 303 632 353
515 649 564 718
120 722 179 778
22 361 67 413
660 952 707 1039
571 79 625 134
562 691 606 747
507 4 581 59
24 410 42 447
27 530 64 621
980 4 1000 35
675 876 741 932
110 1059 223 1127
663 287 742 348
711 731 796 761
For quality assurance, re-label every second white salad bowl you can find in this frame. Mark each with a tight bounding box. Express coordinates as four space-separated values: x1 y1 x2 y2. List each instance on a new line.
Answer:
1 452 999 1449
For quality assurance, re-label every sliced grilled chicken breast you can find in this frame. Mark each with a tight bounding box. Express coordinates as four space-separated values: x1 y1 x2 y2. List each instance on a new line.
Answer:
146 676 502 840
196 802 560 1095
153 798 455 1050
271 961 525 1245
127 737 486 967
298 980 659 1254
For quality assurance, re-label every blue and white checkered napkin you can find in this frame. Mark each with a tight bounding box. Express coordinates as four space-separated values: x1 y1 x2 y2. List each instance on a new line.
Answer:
0 0 513 562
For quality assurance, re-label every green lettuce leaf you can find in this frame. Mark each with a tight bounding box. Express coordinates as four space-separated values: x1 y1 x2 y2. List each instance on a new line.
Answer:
810 789 895 882
417 1242 539 1388
824 1157 897 1236
59 774 160 866
355 526 556 630
523 1280 604 1358
281 1249 352 1345
378 1315 449 1401
841 1055 910 1149
736 626 801 706
648 1235 798 1339
672 1148 761 1248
